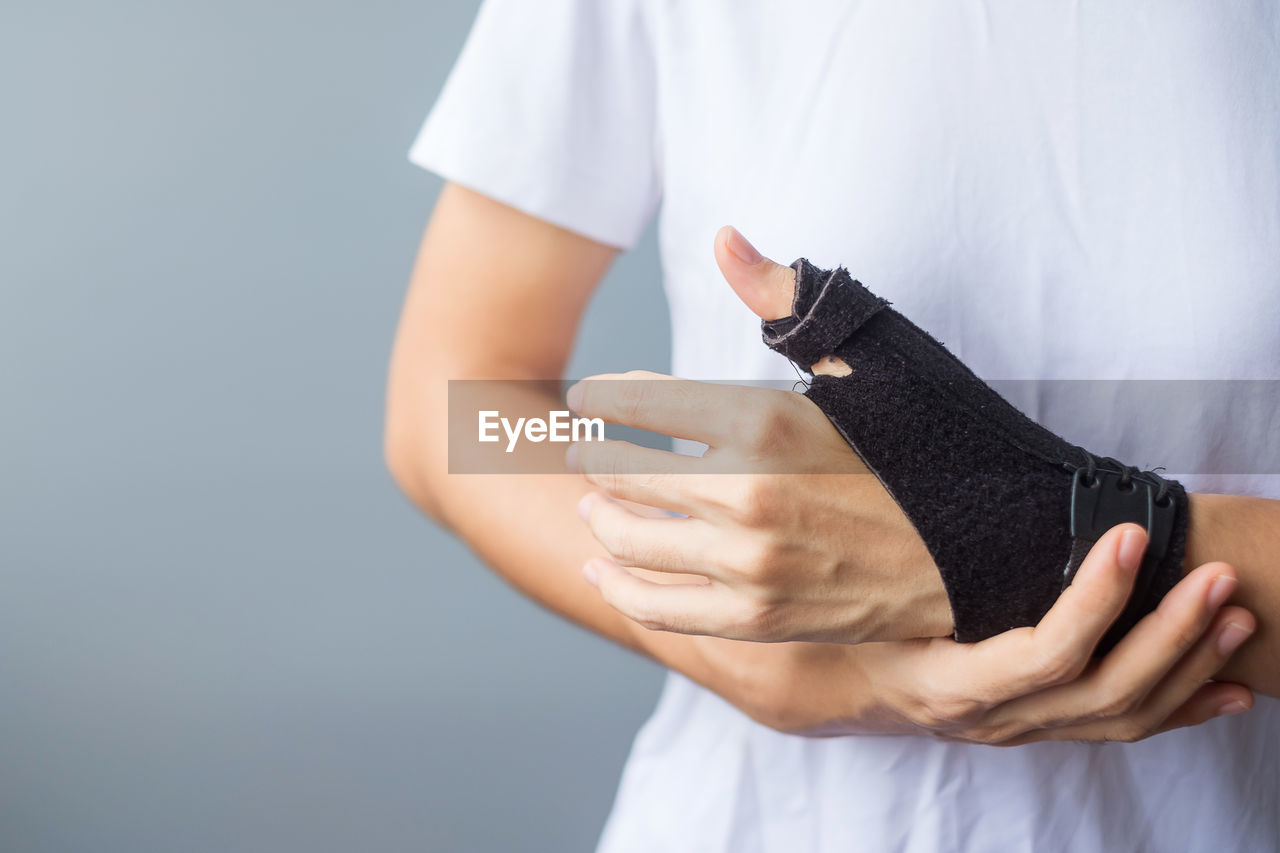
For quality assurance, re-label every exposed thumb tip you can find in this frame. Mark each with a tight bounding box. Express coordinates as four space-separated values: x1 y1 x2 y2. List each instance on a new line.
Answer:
719 225 764 266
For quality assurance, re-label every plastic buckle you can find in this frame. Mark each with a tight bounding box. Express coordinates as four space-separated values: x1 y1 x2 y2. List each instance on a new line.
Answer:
1070 466 1179 650
1070 468 1174 561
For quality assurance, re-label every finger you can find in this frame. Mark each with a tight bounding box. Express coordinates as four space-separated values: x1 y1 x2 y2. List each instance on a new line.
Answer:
580 492 719 576
996 665 1254 748
977 564 1243 740
1151 680 1254 736
1131 604 1255 733
949 524 1146 704
583 558 741 636
569 438 705 513
566 371 791 447
713 225 797 322
1024 523 1150 675
1067 563 1242 721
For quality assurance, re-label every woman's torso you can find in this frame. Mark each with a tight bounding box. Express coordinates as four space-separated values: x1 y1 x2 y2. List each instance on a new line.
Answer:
600 2 1280 851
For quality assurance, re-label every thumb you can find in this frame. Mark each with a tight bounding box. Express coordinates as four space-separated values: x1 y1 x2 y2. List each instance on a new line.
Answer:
714 226 797 321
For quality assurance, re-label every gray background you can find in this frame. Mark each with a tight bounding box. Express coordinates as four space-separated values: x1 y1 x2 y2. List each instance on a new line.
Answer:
1 2 669 850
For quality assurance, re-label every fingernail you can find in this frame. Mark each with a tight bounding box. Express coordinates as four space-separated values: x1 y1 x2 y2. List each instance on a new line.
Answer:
576 492 593 522
1216 621 1253 656
565 443 580 473
1215 700 1249 717
1207 574 1237 609
1117 528 1147 573
582 561 600 587
566 381 584 413
725 226 764 265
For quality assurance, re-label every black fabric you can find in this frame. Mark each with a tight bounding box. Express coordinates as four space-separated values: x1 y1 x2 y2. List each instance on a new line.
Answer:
762 259 1189 650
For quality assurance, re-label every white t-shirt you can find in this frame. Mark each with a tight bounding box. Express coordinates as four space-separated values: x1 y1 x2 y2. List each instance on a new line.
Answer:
410 1 1280 850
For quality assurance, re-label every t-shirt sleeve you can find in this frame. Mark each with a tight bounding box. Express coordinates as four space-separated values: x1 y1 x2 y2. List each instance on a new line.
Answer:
408 0 661 251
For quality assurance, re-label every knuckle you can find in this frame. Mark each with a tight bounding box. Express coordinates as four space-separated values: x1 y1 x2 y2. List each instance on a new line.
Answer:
634 615 668 632
637 469 676 503
1166 616 1204 658
730 597 786 642
1091 687 1140 720
987 724 1029 746
626 604 669 633
956 723 1011 746
930 693 982 727
905 693 974 731
730 413 768 451
1108 720 1151 744
718 536 780 583
575 443 602 481
740 603 779 641
614 376 650 424
732 399 791 451
579 442 620 488
748 538 784 579
910 704 950 732
598 584 664 631
734 479 781 526
604 443 632 487
603 525 638 566
893 694 938 730
1033 648 1083 686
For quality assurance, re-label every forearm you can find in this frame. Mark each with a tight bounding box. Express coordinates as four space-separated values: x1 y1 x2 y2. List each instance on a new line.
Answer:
1185 493 1280 695
381 184 827 727
396 376 642 646
385 356 797 724
388 186 1259 742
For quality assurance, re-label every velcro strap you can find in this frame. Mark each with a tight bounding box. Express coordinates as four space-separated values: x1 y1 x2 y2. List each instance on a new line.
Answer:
761 259 888 367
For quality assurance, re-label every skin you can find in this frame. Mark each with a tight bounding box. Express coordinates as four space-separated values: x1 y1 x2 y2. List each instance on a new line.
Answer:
385 182 1259 745
566 374 951 643
572 225 1280 698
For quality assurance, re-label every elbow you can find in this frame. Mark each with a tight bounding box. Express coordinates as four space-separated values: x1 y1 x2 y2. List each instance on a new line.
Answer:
382 425 416 502
383 400 446 524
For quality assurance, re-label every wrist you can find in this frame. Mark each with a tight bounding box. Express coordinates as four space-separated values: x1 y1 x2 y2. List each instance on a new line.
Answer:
1183 491 1222 576
907 561 955 640
857 542 954 642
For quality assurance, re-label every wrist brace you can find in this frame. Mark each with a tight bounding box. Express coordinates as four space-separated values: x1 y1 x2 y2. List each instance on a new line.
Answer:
762 259 1189 651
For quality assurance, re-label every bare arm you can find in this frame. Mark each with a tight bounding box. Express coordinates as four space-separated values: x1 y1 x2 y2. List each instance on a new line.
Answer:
383 183 744 699
385 183 1255 742
1186 494 1280 694
568 231 1280 698
386 183 629 634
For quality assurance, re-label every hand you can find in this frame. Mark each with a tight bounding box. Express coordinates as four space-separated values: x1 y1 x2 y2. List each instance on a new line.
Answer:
721 525 1255 745
568 225 953 643
566 371 951 643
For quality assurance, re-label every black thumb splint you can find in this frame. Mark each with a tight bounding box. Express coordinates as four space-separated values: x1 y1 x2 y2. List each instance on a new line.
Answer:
762 259 1189 651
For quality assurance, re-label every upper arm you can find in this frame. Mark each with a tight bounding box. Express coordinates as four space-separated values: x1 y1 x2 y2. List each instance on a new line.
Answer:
392 182 618 381
383 182 618 507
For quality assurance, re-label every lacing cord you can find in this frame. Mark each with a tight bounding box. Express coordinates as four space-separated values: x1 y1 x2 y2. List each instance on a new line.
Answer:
1063 447 1173 507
